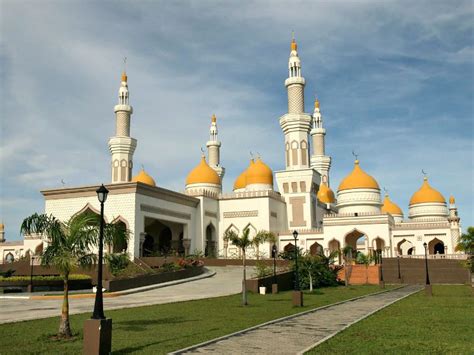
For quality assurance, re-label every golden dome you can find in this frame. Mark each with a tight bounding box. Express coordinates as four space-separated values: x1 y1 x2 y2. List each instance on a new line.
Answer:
449 195 455 204
211 114 216 123
121 71 127 82
186 156 221 186
246 158 273 186
132 169 156 187
409 177 445 205
381 194 403 216
233 159 253 190
338 160 380 191
317 183 335 204
291 38 297 51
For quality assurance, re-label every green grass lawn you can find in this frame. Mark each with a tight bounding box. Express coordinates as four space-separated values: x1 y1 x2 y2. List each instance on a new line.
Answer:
308 285 474 355
0 285 386 354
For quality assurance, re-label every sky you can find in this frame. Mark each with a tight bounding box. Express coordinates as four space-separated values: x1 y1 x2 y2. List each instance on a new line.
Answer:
1 0 473 241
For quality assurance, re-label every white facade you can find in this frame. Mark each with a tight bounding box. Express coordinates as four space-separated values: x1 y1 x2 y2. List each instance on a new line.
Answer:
1 38 463 263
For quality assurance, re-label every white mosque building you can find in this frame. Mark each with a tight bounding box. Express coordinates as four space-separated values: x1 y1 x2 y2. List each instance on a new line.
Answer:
0 38 463 263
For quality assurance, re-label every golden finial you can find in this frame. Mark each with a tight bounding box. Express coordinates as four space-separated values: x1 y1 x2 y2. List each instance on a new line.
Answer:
314 98 320 109
211 114 216 123
121 57 128 82
291 31 297 51
449 195 455 204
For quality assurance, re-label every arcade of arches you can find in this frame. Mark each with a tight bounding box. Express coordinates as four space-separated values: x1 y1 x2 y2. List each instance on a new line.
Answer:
143 217 185 256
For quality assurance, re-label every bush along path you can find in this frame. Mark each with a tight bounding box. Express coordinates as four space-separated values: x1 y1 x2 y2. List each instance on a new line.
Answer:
172 285 423 355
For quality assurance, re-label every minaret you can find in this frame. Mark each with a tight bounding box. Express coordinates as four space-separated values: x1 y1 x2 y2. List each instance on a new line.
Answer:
448 195 461 253
108 70 137 183
0 222 5 243
280 36 312 170
206 114 225 179
310 99 331 184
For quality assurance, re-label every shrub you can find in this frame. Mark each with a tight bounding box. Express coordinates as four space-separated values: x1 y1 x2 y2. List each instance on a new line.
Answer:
0 274 91 282
105 253 130 276
253 261 272 278
0 269 15 278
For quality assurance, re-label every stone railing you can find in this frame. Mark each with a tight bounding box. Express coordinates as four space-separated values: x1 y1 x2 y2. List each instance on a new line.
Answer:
400 254 468 260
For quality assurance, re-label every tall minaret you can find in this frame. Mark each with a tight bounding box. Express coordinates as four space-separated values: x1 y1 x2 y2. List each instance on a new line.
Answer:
108 70 137 183
310 99 331 184
448 195 461 253
206 114 225 179
280 36 312 170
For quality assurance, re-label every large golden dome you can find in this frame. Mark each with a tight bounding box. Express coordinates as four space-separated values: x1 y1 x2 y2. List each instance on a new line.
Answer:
317 182 335 204
338 160 380 191
233 159 253 190
186 156 221 186
409 177 445 205
132 169 156 187
246 158 273 186
381 194 403 216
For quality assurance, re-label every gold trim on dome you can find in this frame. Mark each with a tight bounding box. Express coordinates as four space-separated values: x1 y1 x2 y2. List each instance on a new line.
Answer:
409 177 445 205
317 182 335 204
338 160 380 191
381 194 403 216
186 156 221 186
246 158 273 186
132 169 156 187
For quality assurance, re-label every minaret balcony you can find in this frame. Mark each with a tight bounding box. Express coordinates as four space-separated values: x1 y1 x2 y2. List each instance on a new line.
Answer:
285 77 305 87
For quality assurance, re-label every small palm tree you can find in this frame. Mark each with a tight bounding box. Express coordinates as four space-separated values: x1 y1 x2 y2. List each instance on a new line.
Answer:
224 228 253 305
341 245 354 286
456 227 474 275
301 253 320 292
356 252 374 284
252 230 277 260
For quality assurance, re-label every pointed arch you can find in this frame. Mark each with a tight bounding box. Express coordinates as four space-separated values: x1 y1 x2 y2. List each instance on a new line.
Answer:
397 239 413 256
110 216 129 253
428 238 444 255
309 241 323 256
243 223 257 238
205 223 217 257
344 229 367 251
72 203 108 223
328 238 341 263
224 224 239 235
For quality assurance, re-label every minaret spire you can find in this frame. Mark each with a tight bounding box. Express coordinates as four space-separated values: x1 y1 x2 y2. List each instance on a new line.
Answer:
310 98 331 183
108 67 137 183
206 114 225 179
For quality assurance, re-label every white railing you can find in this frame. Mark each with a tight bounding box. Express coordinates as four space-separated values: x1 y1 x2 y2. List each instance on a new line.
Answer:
399 254 468 260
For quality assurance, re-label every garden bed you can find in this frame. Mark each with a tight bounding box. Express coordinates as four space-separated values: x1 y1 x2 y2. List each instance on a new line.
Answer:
0 274 92 293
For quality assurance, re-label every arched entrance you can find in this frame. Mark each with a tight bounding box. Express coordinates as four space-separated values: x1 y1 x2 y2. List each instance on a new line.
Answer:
112 220 128 253
345 229 366 254
142 234 155 257
158 227 172 254
328 239 341 264
284 242 295 253
309 241 323 256
429 238 445 255
5 253 14 263
397 239 413 256
205 224 216 257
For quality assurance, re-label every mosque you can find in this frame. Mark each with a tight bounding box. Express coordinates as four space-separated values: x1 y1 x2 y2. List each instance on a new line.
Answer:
0 38 463 263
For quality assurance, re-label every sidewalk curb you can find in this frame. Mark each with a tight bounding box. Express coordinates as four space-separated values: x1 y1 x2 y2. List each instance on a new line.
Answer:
169 285 407 355
0 268 216 300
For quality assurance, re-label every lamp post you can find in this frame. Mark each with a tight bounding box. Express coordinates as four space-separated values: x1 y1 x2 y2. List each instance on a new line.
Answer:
28 255 34 293
271 244 278 294
423 242 432 296
292 230 303 306
84 184 112 354
378 250 385 288
397 255 402 283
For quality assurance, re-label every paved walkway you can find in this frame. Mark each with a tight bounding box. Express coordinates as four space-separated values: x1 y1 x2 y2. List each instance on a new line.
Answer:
173 285 423 355
0 266 244 324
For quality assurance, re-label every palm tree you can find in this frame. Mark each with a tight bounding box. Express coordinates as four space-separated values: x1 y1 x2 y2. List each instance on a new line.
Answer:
301 253 320 292
341 245 354 286
456 227 474 273
20 212 129 338
223 228 253 305
252 230 277 260
356 252 373 284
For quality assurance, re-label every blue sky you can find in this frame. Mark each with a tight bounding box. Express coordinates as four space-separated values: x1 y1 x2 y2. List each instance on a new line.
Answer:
1 0 473 241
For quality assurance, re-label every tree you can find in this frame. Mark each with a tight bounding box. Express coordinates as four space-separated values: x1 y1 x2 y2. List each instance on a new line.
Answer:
356 252 374 284
341 245 354 286
223 228 254 305
20 212 129 338
301 253 320 292
252 230 276 260
456 227 474 272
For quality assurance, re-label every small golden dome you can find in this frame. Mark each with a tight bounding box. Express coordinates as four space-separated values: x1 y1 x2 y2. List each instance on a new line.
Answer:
291 38 297 51
338 160 380 191
186 156 220 186
132 169 156 187
233 159 253 190
314 99 320 109
317 183 335 204
246 158 273 186
211 114 216 123
449 195 455 204
0 223 4 231
121 71 127 82
382 194 403 216
409 177 445 205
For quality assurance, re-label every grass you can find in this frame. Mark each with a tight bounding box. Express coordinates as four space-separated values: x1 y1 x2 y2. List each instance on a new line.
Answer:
308 285 474 354
0 285 387 354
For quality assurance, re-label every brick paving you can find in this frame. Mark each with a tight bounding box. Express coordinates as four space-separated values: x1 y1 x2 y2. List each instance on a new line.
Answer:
174 285 423 355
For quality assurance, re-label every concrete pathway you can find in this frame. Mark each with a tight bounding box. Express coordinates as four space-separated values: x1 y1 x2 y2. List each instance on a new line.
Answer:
0 266 245 324
173 285 423 355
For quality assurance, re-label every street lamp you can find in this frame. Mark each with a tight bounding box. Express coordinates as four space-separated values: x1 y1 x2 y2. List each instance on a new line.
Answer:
378 250 385 288
271 244 278 294
423 242 432 296
292 230 303 306
84 184 112 354
28 255 34 293
397 255 402 283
